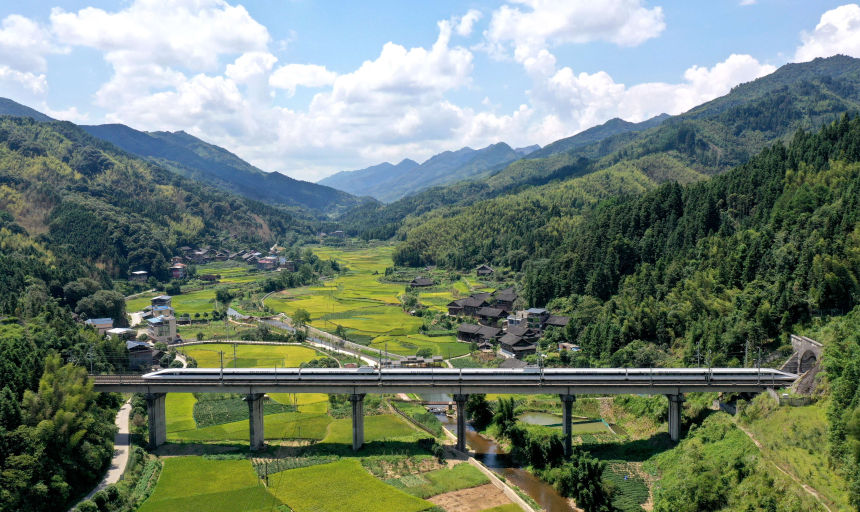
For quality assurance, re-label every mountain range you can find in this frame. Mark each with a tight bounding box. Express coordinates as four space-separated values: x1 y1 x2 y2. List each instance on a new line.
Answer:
339 55 860 241
318 142 541 202
0 99 362 215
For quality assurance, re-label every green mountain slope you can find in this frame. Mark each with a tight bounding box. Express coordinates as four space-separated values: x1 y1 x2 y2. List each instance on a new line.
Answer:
80 123 362 213
319 142 526 202
0 115 313 286
0 97 362 214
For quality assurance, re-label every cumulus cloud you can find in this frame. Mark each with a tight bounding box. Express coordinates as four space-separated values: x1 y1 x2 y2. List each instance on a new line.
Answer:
485 0 665 61
795 4 860 62
524 53 775 137
0 14 59 100
50 0 269 71
456 9 482 36
269 64 337 96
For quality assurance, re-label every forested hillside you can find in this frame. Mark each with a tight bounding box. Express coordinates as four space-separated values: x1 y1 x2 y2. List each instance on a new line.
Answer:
0 116 313 289
79 123 362 213
341 55 860 240
500 114 860 369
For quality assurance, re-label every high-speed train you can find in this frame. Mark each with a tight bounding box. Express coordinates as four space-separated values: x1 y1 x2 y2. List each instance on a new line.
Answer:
142 367 796 387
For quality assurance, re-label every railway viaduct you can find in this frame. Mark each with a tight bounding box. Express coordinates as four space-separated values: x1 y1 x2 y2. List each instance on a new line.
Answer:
92 367 796 456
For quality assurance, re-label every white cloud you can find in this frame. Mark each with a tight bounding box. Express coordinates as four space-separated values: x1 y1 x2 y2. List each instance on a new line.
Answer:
226 51 278 83
485 0 665 61
0 65 47 95
795 4 860 62
50 0 269 71
269 64 337 96
523 53 775 141
456 9 482 37
739 0 756 6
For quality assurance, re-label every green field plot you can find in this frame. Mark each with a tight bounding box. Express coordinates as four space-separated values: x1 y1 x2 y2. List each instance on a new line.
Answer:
323 414 418 444
165 393 197 432
193 394 296 428
386 462 489 498
180 344 318 368
138 457 280 512
168 411 332 442
266 458 433 512
369 334 470 357
126 292 158 312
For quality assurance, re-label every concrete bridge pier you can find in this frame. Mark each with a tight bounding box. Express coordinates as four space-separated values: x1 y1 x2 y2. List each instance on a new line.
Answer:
145 393 166 449
453 394 469 452
350 394 366 451
560 394 576 457
667 394 684 442
245 393 265 451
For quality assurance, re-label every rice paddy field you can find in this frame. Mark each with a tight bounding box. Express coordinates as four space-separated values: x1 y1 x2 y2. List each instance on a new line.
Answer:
266 459 434 512
137 457 280 512
265 245 491 357
179 343 319 368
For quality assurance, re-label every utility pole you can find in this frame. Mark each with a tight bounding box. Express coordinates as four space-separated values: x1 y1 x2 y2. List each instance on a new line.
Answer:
233 343 238 368
220 351 224 380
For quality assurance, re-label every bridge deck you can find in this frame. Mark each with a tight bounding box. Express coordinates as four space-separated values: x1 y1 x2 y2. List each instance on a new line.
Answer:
91 367 796 395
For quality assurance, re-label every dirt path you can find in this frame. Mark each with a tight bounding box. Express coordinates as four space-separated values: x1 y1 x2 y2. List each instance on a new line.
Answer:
429 484 512 512
733 420 832 512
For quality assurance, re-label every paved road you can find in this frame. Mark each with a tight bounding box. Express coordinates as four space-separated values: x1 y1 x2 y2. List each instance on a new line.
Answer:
74 400 132 507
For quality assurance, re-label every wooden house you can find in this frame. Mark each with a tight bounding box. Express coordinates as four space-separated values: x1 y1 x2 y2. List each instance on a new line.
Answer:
476 264 494 276
409 277 435 288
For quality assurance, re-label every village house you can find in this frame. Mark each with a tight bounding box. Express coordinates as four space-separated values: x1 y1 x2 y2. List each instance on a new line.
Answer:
106 327 136 340
257 256 279 271
456 323 501 344
493 287 517 312
409 277 435 288
545 315 570 328
130 270 148 282
330 230 346 238
147 315 177 344
127 340 155 370
170 256 185 264
477 307 506 326
524 308 550 329
505 324 541 343
499 333 537 359
170 262 187 279
476 264 494 277
282 260 296 272
85 317 114 335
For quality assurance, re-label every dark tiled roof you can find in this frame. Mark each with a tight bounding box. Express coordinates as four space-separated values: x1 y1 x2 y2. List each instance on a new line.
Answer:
546 315 570 327
477 307 505 318
460 296 488 308
458 323 482 334
410 278 434 286
477 326 501 338
506 325 531 337
499 333 523 346
499 358 527 369
472 292 492 301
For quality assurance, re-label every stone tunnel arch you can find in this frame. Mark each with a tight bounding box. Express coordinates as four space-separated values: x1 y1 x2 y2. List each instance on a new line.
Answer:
799 350 818 374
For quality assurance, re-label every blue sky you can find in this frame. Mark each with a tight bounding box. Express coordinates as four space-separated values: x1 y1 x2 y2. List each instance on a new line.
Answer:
0 0 858 181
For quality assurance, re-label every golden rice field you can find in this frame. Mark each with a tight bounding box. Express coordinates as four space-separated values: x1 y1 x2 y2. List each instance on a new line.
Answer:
264 245 485 357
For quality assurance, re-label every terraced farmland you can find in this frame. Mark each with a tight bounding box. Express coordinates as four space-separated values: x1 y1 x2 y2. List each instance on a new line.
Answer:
265 245 488 357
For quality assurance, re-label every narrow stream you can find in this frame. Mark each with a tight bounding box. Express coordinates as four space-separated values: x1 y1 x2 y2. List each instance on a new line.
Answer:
435 413 574 511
